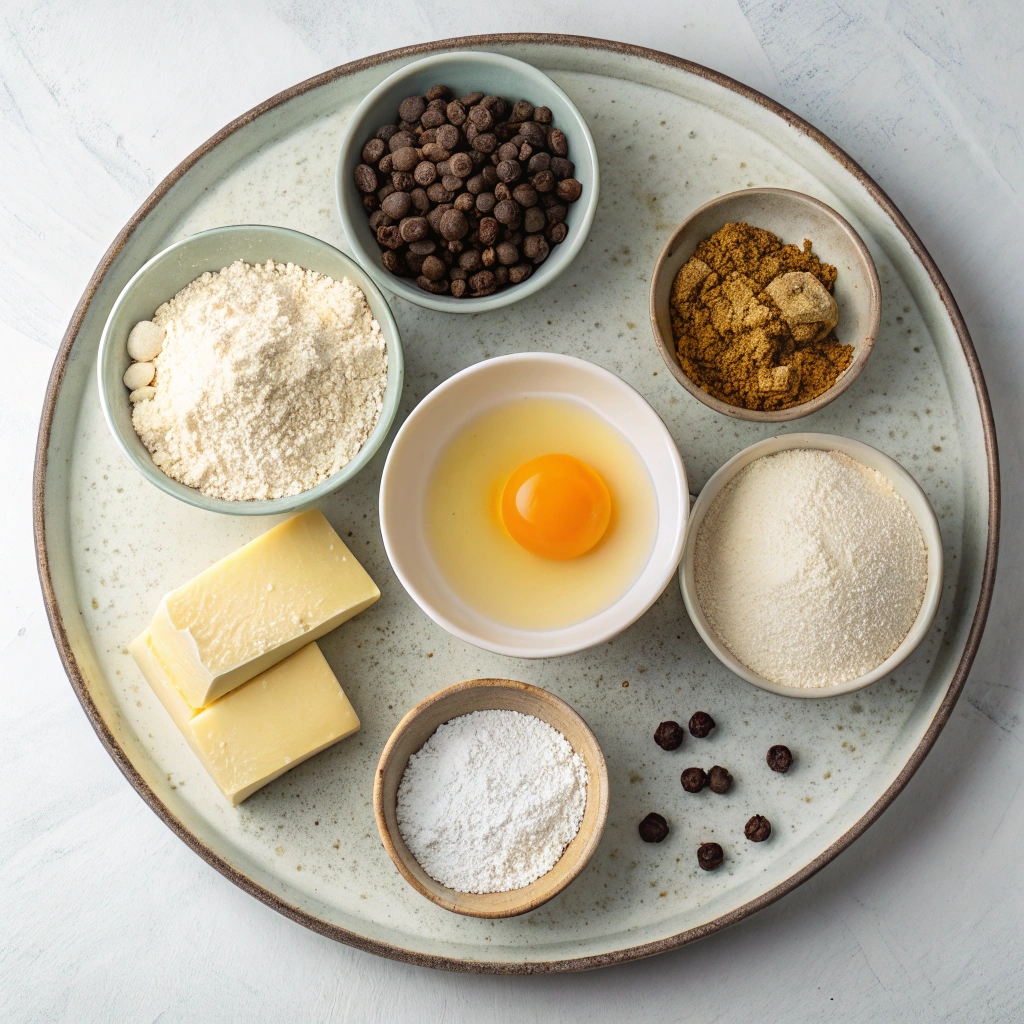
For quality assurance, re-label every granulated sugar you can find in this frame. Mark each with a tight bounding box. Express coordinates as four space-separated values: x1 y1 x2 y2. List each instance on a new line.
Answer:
396 710 588 894
132 260 386 501
694 449 928 689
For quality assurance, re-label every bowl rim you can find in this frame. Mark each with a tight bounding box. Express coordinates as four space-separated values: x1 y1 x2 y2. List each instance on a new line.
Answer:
649 187 882 422
96 223 405 516
679 432 944 698
372 677 610 918
378 351 689 658
335 49 600 313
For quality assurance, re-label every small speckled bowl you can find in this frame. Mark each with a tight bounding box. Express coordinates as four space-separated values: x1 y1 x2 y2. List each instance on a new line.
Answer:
379 352 689 658
96 224 404 516
680 433 944 698
650 188 881 421
336 51 599 313
373 678 609 918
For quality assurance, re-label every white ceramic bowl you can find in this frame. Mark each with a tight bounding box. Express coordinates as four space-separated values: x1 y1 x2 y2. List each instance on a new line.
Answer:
680 433 944 698
96 225 404 516
379 353 688 658
336 51 599 313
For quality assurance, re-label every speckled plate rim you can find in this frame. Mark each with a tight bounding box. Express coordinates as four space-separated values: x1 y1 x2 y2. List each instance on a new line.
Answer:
32 34 999 975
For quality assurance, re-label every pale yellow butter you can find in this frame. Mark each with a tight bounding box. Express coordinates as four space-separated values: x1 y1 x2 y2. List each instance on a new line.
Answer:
147 510 379 708
129 634 360 805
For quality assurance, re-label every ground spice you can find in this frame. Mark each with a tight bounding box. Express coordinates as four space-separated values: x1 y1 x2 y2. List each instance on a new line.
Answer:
669 222 853 411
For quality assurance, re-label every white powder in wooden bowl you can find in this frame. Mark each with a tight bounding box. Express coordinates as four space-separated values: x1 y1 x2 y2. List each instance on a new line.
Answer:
694 449 928 689
396 710 588 894
131 259 387 501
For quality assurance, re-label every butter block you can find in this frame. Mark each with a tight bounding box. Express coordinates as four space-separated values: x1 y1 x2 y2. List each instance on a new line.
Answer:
129 634 360 805
147 510 379 708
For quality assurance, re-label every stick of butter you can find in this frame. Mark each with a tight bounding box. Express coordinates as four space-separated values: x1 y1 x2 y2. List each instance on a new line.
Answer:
129 634 360 805
146 510 379 708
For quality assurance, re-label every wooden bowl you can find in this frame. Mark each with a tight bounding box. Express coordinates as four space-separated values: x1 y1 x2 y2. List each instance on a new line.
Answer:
649 188 881 422
373 679 609 918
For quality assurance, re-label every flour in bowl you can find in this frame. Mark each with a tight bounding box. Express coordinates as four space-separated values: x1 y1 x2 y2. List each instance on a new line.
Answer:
131 259 387 501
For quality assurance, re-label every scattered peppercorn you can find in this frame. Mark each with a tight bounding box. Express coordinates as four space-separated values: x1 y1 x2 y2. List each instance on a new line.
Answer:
707 765 733 794
767 745 794 773
681 767 708 793
689 711 716 738
697 842 724 870
354 85 582 297
745 815 772 842
654 721 685 751
638 812 670 843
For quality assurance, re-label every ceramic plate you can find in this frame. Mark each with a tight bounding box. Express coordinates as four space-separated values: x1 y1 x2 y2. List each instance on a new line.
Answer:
34 35 998 973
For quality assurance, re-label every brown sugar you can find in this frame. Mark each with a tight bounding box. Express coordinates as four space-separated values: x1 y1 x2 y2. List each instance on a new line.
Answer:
669 222 853 411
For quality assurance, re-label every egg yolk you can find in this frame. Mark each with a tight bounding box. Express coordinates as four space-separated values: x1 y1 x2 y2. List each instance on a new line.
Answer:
500 454 612 560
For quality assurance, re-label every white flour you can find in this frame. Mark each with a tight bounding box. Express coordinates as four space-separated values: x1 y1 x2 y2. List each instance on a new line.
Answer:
694 449 928 688
132 259 387 500
396 710 588 894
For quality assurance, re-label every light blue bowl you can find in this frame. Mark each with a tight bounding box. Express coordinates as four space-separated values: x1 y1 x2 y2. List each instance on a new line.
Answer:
97 224 404 516
336 50 600 313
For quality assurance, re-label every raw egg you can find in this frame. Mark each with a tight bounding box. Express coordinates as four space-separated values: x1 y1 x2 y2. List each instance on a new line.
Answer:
501 454 612 560
425 397 657 631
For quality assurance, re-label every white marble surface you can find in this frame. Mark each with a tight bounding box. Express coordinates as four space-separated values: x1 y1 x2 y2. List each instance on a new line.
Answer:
1 1 1021 1020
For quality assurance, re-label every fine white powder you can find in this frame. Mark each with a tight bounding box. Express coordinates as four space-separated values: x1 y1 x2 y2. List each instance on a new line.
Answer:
694 449 928 689
132 259 387 501
396 710 588 894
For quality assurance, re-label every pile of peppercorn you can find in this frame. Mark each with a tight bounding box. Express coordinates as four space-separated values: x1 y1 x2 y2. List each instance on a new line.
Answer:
352 85 583 298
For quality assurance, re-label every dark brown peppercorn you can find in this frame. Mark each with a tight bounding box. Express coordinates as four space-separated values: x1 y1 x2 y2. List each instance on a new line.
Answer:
495 241 519 265
697 842 724 870
475 192 496 215
638 813 670 844
497 141 519 162
533 105 552 124
376 225 403 250
745 815 772 842
453 192 476 212
494 264 510 286
387 130 416 153
689 712 716 738
512 184 538 208
398 95 426 123
439 209 468 241
413 161 437 187
362 193 379 213
478 217 500 246
654 721 685 751
767 745 793 773
460 91 484 106
420 255 446 281
550 156 575 179
390 170 415 192
509 263 532 284
518 121 546 147
404 251 425 275
380 191 412 220
361 138 386 164
445 100 467 126
376 123 399 142
546 221 568 244
426 183 454 204
434 123 460 150
496 159 522 183
557 177 583 202
450 278 467 298
493 182 512 203
368 210 391 232
545 204 568 225
353 164 377 192
441 174 463 193
416 275 448 294
480 246 496 267
528 152 551 174
421 108 446 129
523 234 549 264
467 104 494 130
378 152 394 175
707 766 732 794
391 146 419 172
494 199 520 225
531 169 556 193
425 84 450 102
458 249 483 273
381 250 402 274
480 95 506 117
548 128 569 156
448 151 474 178
408 239 436 255
471 132 498 154
523 206 546 234
399 216 429 243
481 165 499 187
681 767 708 793
469 269 496 296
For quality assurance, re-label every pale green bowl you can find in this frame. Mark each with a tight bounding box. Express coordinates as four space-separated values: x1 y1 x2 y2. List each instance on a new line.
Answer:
96 224 404 516
336 50 600 312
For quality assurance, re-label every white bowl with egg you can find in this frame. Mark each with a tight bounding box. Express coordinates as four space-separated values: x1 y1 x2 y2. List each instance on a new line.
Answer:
680 433 944 698
380 353 689 658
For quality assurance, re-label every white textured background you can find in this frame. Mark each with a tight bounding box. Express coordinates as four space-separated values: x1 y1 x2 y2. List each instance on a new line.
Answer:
3 2 1022 1021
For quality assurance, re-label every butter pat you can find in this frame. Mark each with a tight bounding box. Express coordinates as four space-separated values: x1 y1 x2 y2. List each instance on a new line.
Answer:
147 511 379 708
129 634 360 805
